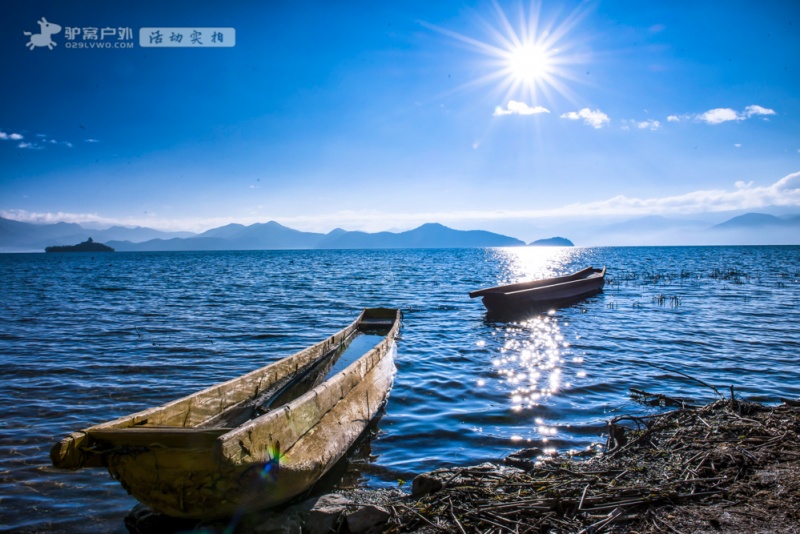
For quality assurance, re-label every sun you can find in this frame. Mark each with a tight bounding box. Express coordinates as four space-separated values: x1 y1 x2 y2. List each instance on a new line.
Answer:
426 1 589 106
506 43 554 85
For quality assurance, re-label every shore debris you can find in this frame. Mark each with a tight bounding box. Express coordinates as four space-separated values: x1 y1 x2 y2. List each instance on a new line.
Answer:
385 398 800 533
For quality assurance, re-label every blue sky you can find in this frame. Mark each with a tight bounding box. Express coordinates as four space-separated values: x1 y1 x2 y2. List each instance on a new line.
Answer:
1 0 799 239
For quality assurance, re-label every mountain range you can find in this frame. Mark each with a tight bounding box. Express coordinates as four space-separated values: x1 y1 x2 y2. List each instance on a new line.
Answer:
0 219 524 252
1 212 799 252
0 218 195 252
567 213 800 247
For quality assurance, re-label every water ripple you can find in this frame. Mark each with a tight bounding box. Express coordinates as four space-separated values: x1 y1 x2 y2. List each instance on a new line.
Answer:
0 246 798 531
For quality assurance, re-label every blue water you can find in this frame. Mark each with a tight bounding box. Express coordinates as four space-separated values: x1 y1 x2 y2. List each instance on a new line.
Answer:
1 246 799 532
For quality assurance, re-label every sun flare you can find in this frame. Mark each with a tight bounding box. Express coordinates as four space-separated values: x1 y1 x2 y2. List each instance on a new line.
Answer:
429 1 589 106
507 43 554 84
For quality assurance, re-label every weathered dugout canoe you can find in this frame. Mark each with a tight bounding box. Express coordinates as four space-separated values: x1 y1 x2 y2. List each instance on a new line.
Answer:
469 267 606 317
51 308 401 519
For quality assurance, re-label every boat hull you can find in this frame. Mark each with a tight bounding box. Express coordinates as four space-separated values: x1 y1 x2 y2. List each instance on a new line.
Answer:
51 308 401 519
471 267 606 318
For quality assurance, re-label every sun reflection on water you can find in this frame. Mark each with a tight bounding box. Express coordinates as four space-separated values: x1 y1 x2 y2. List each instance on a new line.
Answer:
492 315 568 411
478 247 589 448
490 246 579 284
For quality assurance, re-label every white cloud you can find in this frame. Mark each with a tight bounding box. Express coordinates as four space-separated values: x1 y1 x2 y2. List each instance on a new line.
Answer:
85 138 99 143
494 100 550 116
744 105 776 118
554 171 800 216
621 119 661 131
0 210 275 234
667 115 680 122
636 119 660 130
0 131 75 149
5 173 798 233
695 104 777 125
2 130 84 148
268 173 800 229
560 108 610 129
697 108 740 124
734 143 742 148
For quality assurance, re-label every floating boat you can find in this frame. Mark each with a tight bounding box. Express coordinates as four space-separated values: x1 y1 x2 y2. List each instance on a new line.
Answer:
469 266 606 317
51 308 401 519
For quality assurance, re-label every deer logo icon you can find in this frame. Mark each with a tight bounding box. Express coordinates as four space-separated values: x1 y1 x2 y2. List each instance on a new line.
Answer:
24 17 62 50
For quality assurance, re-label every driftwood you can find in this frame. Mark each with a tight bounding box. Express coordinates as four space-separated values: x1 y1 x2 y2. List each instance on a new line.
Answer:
385 398 800 533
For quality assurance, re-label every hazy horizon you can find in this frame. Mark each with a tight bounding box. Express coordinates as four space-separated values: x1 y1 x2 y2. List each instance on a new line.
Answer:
4 209 800 249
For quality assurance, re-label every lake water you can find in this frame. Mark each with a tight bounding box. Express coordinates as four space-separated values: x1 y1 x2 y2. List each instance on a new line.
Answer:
1 246 799 532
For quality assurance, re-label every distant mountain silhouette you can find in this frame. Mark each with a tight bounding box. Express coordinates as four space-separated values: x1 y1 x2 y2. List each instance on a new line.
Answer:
711 213 799 230
3 211 800 252
582 215 714 246
0 217 192 252
316 223 523 249
529 237 574 247
704 213 800 245
195 223 248 239
106 221 525 251
596 215 708 234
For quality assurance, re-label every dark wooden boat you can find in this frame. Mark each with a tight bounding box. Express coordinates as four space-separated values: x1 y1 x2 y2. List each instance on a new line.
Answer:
470 266 606 316
51 308 401 519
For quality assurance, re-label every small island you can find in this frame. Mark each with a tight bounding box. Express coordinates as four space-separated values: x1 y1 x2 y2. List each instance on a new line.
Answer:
45 237 115 253
528 236 574 247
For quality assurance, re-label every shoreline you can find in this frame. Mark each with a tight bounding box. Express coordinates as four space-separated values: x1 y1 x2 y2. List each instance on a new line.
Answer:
126 396 800 533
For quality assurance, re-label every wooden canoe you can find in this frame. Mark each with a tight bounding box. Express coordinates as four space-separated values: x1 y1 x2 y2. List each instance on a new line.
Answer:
470 267 606 317
51 308 402 519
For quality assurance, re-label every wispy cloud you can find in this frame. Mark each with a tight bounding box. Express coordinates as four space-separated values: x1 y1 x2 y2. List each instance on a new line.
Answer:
0 210 254 234
560 108 610 129
263 173 800 230
0 131 24 141
494 101 550 116
1 130 82 149
552 171 800 216
0 210 115 226
4 173 798 233
17 142 41 149
295 172 800 227
695 105 776 125
744 105 775 118
622 119 661 131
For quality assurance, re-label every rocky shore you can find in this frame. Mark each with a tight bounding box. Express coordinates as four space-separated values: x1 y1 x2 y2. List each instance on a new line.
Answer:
127 397 800 533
